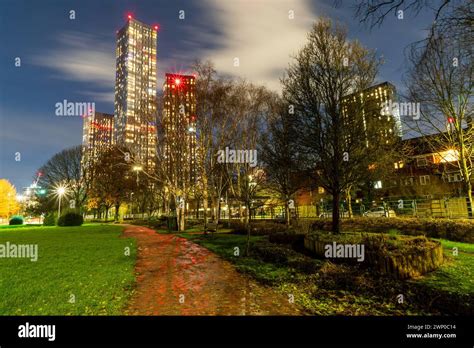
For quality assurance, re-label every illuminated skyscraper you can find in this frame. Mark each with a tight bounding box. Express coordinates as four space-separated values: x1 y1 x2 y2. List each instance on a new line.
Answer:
81 111 115 179
114 16 158 171
162 73 197 186
342 82 402 144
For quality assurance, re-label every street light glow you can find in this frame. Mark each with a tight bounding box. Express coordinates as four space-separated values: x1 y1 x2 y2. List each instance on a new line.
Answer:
133 165 143 171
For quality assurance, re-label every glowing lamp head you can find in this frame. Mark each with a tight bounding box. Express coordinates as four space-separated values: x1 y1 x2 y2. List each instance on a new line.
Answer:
448 117 454 123
175 78 181 85
57 187 66 195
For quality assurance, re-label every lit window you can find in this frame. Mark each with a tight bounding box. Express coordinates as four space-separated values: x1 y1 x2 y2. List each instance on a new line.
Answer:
439 149 460 163
416 157 428 167
374 181 382 189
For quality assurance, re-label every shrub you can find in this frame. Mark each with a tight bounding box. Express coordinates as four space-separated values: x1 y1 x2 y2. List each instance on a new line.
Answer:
57 212 84 226
252 241 321 274
43 213 56 226
252 243 289 263
269 232 304 246
293 219 314 234
9 215 23 225
296 217 474 243
230 221 288 236
186 219 202 227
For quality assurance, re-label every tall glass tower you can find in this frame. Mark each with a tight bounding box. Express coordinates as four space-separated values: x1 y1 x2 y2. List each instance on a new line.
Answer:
114 16 158 172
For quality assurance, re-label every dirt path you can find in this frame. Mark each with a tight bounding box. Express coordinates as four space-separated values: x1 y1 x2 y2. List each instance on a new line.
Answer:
122 225 301 315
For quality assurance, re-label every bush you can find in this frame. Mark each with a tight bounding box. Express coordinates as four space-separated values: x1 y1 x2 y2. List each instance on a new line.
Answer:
186 219 202 227
269 232 305 246
9 215 23 225
252 243 289 263
57 212 84 226
297 217 474 243
230 221 288 236
43 213 56 226
252 241 322 274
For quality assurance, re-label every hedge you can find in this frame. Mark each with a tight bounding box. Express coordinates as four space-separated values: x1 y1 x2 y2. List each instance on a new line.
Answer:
301 217 474 243
228 221 288 236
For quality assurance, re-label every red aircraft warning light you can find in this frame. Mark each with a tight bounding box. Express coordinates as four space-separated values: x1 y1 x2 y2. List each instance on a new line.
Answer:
154 25 159 31
127 14 132 20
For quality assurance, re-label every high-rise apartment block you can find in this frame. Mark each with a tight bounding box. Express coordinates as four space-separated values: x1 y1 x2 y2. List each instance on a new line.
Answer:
342 82 402 143
162 73 197 186
114 16 158 171
82 112 115 177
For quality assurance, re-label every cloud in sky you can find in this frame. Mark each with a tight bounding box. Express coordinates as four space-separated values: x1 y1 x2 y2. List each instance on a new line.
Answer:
32 1 318 96
192 0 318 91
32 31 115 102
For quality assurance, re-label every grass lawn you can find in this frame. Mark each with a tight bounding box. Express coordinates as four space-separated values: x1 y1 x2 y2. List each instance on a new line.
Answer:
417 239 474 295
0 224 136 315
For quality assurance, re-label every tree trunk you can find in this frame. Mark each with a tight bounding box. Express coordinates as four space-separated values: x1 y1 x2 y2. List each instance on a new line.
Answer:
179 207 185 231
203 178 209 227
332 191 341 234
245 202 252 256
215 197 221 237
467 182 473 218
114 203 120 221
346 187 353 218
285 201 290 227
460 145 473 218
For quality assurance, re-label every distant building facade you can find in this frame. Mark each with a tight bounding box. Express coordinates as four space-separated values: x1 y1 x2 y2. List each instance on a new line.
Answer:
81 111 115 179
341 81 402 143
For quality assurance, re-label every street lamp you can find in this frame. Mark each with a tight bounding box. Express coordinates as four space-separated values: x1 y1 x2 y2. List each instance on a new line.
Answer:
133 165 143 185
55 185 68 217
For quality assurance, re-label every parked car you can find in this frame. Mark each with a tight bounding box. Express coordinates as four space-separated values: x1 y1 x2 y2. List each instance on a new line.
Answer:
363 206 397 217
318 211 351 218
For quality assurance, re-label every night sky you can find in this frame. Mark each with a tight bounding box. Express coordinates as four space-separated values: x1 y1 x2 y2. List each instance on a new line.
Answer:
0 0 434 190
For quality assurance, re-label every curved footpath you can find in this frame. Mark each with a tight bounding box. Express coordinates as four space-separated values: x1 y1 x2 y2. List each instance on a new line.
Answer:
122 224 301 315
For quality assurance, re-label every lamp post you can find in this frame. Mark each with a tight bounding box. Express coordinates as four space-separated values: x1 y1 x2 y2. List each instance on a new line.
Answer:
132 166 143 216
132 165 143 185
55 186 67 217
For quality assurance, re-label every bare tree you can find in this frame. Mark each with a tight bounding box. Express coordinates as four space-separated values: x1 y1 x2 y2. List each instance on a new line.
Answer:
193 60 236 229
38 145 88 212
226 81 272 253
282 18 390 233
354 0 473 47
405 26 474 212
260 96 303 226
